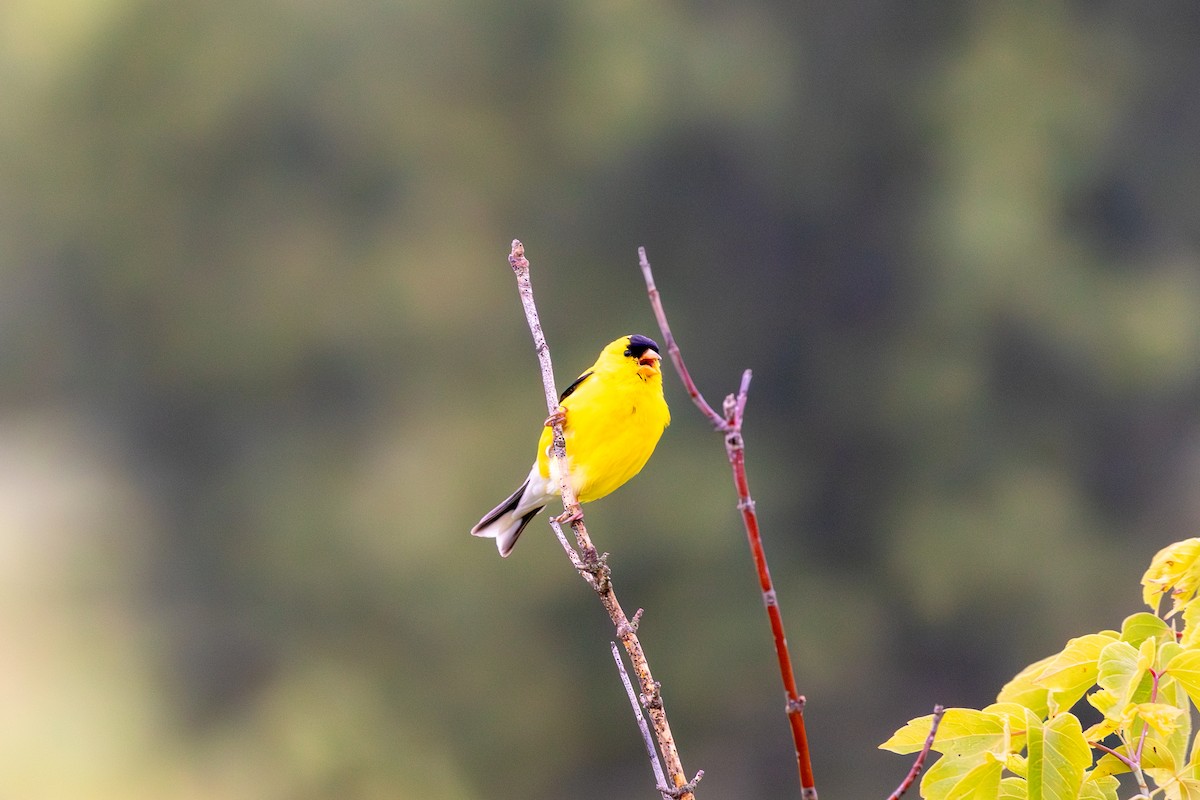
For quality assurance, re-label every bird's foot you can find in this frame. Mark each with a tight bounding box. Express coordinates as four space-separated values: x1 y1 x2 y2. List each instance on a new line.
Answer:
554 504 583 526
544 405 567 428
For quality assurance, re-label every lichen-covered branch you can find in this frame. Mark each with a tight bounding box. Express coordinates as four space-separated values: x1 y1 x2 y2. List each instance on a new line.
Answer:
508 240 698 800
610 640 672 799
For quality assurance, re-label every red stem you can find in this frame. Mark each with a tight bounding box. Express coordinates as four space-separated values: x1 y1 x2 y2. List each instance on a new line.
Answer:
1088 740 1135 771
639 247 817 798
639 250 726 429
1135 669 1161 764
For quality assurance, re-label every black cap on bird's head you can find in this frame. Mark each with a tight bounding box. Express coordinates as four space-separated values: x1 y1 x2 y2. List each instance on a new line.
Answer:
625 334 663 379
625 334 660 359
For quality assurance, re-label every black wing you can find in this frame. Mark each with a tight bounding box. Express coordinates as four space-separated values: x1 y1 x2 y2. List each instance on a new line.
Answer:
559 370 593 401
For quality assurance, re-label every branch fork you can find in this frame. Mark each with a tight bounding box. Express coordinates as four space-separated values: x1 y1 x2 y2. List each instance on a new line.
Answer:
638 246 817 798
662 770 705 798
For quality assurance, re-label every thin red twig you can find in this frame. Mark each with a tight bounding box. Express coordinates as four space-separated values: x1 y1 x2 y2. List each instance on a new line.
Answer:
638 247 817 799
639 249 724 429
1135 669 1160 763
887 705 945 800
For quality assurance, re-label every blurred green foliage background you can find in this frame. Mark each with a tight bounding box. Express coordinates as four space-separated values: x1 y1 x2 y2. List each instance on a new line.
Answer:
3 2 1200 798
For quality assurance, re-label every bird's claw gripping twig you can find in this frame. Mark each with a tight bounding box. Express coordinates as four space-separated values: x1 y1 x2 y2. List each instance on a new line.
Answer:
554 504 583 526
544 405 567 428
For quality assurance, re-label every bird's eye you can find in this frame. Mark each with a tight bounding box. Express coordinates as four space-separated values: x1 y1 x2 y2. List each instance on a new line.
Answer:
624 348 632 357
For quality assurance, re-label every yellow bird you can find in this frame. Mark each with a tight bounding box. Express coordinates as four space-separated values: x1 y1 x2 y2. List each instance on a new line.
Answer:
472 334 670 556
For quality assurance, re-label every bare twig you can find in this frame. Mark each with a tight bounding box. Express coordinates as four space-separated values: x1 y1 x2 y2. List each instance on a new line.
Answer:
611 641 671 799
638 246 817 799
508 241 595 561
550 519 592 582
887 705 945 800
508 240 698 799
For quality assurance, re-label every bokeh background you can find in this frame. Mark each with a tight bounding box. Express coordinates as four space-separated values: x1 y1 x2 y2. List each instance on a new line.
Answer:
5 2 1200 798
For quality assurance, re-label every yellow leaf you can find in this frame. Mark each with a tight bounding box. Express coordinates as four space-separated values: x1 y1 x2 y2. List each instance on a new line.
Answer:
1089 751 1130 779
1035 633 1119 715
1138 636 1158 673
1155 674 1194 768
998 776 1028 799
1006 753 1028 778
1141 731 1179 777
1085 688 1118 717
922 752 1001 800
944 758 1004 800
1163 642 1188 673
1078 773 1120 800
1165 648 1200 711
880 708 1007 757
1136 702 1185 737
1096 638 1154 714
1027 714 1090 800
1144 538 1200 616
999 654 1055 718
1122 612 1174 647
985 702 1040 753
1158 766 1200 800
1080 714 1119 743
1140 733 1200 800
1184 599 1200 649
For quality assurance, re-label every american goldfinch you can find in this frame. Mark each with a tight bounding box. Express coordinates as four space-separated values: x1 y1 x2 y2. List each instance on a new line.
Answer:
472 334 670 557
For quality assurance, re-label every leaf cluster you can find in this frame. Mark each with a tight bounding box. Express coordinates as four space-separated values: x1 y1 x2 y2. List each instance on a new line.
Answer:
882 539 1200 799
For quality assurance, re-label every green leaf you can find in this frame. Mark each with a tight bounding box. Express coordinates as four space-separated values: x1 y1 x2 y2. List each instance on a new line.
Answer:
998 776 1028 800
1157 674 1194 767
1096 638 1153 713
1190 711 1200 764
1122 612 1174 647
1142 732 1183 793
922 752 999 800
1077 773 1119 800
984 702 1042 757
881 708 1007 757
1183 599 1200 648
944 758 1004 800
1163 641 1188 671
1088 750 1130 779
1162 766 1200 800
1027 714 1089 800
1166 647 1200 711
1036 633 1119 715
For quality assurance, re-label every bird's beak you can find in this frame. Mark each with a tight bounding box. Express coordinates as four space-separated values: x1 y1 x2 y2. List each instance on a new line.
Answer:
637 350 662 379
